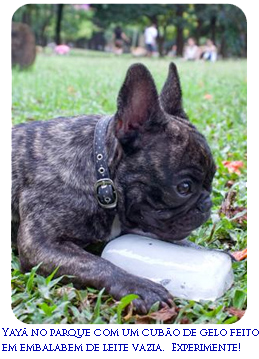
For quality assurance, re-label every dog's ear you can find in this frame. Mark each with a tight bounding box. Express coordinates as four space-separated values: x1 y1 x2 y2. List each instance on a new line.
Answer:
115 63 162 145
160 62 187 119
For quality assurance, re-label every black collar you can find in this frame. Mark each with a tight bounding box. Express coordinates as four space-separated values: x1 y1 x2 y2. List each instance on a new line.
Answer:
94 116 118 209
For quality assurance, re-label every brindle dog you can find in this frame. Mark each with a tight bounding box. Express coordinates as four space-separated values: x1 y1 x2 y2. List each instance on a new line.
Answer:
12 63 216 313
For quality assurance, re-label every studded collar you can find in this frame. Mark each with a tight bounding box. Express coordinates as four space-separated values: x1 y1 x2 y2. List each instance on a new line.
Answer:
93 116 118 209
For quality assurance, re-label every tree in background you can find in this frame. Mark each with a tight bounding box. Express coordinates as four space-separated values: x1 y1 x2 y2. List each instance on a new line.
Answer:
55 4 64 45
12 4 55 46
12 4 247 58
190 4 246 57
91 4 191 57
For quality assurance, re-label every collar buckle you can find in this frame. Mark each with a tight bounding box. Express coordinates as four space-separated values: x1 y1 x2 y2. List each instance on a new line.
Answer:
94 178 118 209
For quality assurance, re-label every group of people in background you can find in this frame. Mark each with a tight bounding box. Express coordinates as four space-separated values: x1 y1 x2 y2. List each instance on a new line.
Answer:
183 37 217 62
113 23 217 62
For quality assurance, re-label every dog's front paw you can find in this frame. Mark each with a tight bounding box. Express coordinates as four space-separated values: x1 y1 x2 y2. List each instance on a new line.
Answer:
109 274 174 314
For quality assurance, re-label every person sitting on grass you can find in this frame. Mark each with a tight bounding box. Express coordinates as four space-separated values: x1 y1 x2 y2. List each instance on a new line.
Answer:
201 39 218 62
113 26 130 55
183 38 200 61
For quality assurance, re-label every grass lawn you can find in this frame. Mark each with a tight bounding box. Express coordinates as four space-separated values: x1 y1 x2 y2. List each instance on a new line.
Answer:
12 50 247 324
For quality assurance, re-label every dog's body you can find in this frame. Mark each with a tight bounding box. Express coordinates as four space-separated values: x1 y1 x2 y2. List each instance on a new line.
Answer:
12 63 215 313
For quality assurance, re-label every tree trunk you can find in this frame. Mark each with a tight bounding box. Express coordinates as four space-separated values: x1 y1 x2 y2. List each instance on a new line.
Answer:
244 36 247 57
22 6 32 26
220 32 227 58
176 6 184 56
55 4 64 45
157 35 164 57
39 22 49 46
195 18 203 45
210 15 217 44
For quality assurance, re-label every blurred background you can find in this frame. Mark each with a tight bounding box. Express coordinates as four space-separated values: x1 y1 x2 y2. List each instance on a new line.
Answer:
12 3 246 68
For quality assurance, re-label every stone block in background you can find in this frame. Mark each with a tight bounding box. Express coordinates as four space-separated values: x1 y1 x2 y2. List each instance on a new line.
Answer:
12 22 36 68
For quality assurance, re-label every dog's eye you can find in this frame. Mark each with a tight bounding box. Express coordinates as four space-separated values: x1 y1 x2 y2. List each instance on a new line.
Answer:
176 181 192 195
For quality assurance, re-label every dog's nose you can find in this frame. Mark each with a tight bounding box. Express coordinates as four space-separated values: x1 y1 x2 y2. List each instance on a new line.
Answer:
197 195 212 213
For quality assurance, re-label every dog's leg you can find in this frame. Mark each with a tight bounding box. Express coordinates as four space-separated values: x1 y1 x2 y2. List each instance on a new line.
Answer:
11 220 19 250
17 219 173 314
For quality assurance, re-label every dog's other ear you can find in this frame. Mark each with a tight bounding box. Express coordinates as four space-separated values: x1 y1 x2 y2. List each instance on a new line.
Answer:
160 62 187 119
115 63 162 144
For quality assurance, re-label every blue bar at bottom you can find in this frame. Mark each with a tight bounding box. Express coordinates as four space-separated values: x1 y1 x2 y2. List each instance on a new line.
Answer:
2 327 259 351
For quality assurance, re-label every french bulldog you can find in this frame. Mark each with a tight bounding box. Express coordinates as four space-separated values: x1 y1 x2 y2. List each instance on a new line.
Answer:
12 63 216 314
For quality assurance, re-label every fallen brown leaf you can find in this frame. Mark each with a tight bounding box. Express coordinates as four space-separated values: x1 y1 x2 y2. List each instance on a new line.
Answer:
222 160 244 175
219 190 237 217
67 85 76 95
225 180 235 188
226 307 246 319
232 248 247 261
123 302 134 321
56 286 74 297
180 317 191 324
219 190 247 226
135 305 178 324
204 93 213 100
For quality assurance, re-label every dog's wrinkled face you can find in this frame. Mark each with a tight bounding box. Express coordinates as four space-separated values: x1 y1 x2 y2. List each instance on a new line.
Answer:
113 63 216 241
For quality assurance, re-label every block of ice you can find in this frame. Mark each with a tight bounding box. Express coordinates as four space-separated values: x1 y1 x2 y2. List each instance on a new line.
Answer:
101 234 234 301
